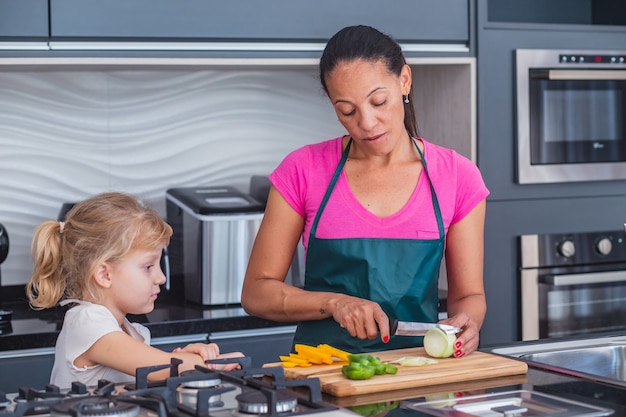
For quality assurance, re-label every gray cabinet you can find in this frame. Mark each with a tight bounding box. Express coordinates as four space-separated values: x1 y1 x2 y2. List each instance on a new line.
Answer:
208 326 296 368
0 0 49 41
0 348 55 392
49 0 469 44
487 0 626 26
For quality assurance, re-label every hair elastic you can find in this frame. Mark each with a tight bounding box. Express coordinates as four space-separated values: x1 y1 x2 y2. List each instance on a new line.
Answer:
59 221 65 234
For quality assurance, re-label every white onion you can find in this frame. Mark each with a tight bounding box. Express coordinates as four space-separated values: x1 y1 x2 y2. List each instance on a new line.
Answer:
390 356 438 366
423 327 457 358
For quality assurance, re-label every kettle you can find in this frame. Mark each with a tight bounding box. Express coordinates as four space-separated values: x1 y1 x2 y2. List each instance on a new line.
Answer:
0 223 8 265
0 223 12 329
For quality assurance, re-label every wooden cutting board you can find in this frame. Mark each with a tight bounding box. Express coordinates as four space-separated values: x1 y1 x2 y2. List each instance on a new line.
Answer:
264 347 528 397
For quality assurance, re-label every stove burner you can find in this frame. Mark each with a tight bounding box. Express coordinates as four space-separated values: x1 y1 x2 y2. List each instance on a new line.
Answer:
50 398 140 417
180 377 221 389
177 382 224 409
236 390 298 414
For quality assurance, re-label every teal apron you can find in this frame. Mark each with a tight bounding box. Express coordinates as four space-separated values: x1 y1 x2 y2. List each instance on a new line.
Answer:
292 138 445 352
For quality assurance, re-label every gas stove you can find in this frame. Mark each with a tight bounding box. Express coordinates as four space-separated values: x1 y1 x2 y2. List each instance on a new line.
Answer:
0 357 356 417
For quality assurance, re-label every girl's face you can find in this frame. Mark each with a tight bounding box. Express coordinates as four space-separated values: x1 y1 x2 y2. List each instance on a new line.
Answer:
105 248 166 320
325 59 412 156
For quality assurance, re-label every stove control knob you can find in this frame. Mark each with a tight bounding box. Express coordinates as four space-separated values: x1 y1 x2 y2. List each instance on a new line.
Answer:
558 240 576 258
596 237 612 256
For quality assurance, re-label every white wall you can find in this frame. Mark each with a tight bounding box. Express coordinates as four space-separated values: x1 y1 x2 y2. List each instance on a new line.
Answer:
0 60 343 285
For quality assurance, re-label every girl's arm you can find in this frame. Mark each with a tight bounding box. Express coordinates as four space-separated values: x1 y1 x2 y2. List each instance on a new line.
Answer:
78 332 241 380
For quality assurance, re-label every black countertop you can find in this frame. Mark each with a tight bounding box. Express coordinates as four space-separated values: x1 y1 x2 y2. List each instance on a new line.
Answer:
0 287 291 351
0 286 448 352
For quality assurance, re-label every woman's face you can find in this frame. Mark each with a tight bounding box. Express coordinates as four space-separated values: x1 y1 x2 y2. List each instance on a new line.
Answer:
324 59 412 155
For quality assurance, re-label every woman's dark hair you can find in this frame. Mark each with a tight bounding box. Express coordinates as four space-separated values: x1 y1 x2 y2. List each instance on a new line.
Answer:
320 25 418 138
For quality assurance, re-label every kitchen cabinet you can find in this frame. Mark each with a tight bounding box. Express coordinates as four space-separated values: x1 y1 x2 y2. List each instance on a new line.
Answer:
487 0 626 26
475 0 626 346
0 328 294 392
48 0 470 48
0 348 54 392
208 326 296 368
0 0 49 41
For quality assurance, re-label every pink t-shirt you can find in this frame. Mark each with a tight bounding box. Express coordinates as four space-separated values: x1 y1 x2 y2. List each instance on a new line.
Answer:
269 137 489 250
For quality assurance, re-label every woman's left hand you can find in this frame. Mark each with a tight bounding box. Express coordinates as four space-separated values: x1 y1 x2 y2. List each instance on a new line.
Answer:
440 312 480 358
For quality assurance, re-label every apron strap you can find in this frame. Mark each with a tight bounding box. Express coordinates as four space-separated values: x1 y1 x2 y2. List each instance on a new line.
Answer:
311 136 445 241
411 138 445 241
309 138 352 237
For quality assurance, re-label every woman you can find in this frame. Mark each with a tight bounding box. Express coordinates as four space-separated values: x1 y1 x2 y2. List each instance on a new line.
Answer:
241 25 488 356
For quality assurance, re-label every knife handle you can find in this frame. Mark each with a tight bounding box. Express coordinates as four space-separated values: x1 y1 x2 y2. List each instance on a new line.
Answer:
389 319 398 335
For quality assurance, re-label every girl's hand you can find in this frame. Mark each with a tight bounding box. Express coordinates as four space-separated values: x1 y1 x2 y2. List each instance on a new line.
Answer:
441 312 480 358
172 344 244 371
173 342 220 361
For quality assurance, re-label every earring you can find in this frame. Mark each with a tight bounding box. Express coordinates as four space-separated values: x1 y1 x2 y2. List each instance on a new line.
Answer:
403 94 410 104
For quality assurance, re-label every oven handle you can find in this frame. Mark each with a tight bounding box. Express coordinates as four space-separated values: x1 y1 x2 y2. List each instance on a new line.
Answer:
540 270 626 286
547 69 626 80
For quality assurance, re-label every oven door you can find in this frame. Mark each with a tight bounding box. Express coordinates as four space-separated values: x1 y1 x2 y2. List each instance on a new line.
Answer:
538 269 626 339
529 69 626 165
516 48 626 184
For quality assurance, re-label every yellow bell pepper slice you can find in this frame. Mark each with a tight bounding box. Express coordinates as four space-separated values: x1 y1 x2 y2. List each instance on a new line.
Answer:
279 355 309 364
294 344 334 364
316 344 351 361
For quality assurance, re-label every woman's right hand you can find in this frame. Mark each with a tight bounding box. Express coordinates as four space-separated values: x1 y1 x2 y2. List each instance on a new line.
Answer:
332 294 390 343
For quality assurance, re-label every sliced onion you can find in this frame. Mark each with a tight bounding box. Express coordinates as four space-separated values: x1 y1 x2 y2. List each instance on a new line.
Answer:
423 327 457 358
390 356 438 366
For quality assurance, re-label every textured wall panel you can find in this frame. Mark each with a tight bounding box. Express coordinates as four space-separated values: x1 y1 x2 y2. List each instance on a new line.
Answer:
0 67 342 285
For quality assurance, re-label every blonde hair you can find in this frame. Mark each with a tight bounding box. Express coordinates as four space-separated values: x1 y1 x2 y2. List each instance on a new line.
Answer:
26 192 173 309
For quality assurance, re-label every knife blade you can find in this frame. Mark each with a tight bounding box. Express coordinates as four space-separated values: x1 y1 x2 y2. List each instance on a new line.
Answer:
389 319 461 336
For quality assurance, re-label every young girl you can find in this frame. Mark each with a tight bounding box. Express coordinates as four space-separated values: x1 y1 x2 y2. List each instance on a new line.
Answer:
26 192 242 388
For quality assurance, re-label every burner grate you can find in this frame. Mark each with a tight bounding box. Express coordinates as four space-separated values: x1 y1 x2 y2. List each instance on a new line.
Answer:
0 356 338 417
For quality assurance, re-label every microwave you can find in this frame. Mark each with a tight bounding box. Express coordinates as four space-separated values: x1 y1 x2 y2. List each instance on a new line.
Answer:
516 49 626 184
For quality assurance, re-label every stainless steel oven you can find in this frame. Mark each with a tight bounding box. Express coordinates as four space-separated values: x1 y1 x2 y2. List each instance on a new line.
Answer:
516 49 626 184
519 229 626 340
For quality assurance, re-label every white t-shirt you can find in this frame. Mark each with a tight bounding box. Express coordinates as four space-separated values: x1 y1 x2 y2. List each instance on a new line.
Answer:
50 301 151 388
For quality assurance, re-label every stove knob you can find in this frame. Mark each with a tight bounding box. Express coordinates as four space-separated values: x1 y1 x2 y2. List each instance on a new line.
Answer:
596 237 612 256
69 381 88 395
558 240 576 258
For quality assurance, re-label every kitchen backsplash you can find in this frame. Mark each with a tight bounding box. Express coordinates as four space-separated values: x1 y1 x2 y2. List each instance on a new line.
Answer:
0 62 343 286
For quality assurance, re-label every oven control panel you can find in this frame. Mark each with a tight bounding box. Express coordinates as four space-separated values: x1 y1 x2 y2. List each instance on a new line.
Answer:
520 229 626 268
559 53 626 64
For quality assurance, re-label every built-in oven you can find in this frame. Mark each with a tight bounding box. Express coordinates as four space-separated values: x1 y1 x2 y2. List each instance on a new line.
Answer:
516 48 626 184
519 229 626 341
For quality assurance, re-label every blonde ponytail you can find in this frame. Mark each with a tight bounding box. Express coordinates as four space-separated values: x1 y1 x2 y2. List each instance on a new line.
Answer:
26 221 67 309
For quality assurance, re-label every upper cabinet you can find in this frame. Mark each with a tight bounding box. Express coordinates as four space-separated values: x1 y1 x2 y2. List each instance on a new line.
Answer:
486 0 626 26
49 0 469 44
0 0 49 41
2 0 471 56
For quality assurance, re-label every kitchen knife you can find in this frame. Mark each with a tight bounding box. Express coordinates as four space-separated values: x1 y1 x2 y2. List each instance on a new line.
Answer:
389 319 461 336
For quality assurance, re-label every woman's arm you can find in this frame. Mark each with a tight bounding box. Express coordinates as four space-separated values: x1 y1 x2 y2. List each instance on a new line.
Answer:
241 186 390 340
442 199 487 357
242 186 338 321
